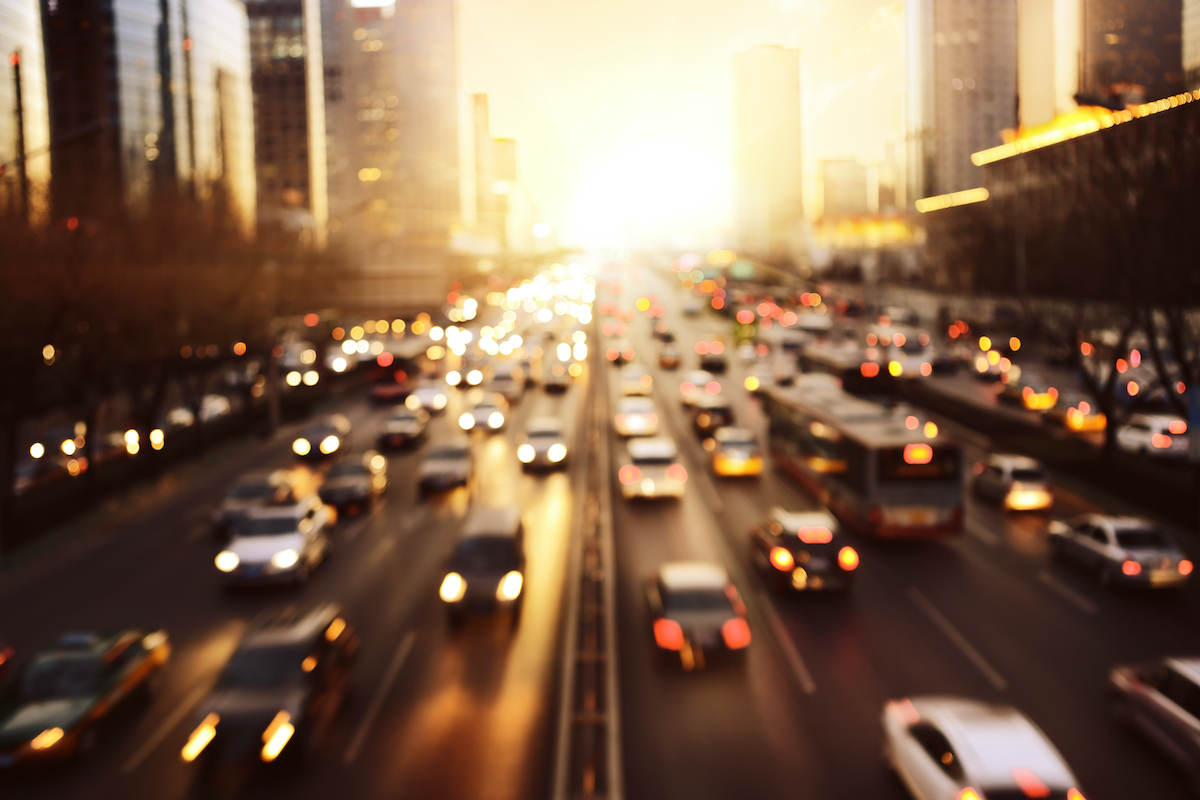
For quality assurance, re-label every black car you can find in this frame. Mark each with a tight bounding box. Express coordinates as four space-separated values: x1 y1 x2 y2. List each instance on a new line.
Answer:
749 507 859 591
692 395 734 437
182 604 357 771
439 506 525 623
377 407 428 449
318 451 387 513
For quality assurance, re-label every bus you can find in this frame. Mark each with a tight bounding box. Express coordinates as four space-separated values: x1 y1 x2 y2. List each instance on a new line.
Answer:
762 386 963 538
800 337 888 394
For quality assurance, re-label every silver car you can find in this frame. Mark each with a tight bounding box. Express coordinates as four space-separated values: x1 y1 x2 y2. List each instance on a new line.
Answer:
418 439 473 495
972 453 1053 511
215 497 333 586
1048 514 1192 589
517 417 569 471
618 437 687 499
458 391 508 432
212 470 294 535
1110 656 1200 792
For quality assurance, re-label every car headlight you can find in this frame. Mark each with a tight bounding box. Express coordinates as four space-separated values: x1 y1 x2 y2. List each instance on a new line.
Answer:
518 444 536 463
405 394 421 410
459 413 475 430
319 435 340 454
271 549 299 569
181 714 219 762
446 370 461 386
467 369 483 385
29 727 64 751
260 711 294 763
293 438 311 456
432 393 447 409
488 412 505 429
215 551 240 572
548 443 567 462
496 570 523 601
440 572 466 602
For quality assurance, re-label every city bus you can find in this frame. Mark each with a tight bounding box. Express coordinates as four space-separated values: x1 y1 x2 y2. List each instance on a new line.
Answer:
762 386 963 538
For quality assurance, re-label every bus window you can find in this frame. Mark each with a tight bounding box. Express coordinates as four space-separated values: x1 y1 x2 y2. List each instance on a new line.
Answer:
801 418 845 474
877 446 960 482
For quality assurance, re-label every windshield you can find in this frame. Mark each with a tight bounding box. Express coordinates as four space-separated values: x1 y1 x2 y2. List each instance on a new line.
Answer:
22 656 102 699
453 537 520 572
1116 529 1171 550
662 588 731 613
1011 468 1047 482
236 516 299 536
429 448 468 460
218 644 308 689
328 462 368 478
229 482 274 499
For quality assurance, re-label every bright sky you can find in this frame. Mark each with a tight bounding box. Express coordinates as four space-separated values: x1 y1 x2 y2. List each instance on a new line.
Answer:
458 0 905 249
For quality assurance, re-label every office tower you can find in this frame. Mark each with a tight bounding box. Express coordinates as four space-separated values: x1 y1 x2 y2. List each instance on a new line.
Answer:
821 159 870 219
1018 0 1081 127
472 92 504 244
0 0 50 224
1187 0 1200 90
247 0 328 247
1080 0 1183 105
733 45 804 258
906 0 1018 202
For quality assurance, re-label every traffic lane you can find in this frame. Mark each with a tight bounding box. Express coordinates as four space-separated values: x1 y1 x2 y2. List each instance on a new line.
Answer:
347 375 586 800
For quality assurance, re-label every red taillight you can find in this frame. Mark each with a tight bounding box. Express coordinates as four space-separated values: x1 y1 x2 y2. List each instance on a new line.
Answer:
606 348 619 361
868 507 882 523
619 465 642 484
1169 420 1188 435
904 443 933 464
1122 560 1142 576
861 362 880 377
695 342 710 355
622 349 634 361
1066 790 1087 800
1011 768 1050 798
1180 560 1194 575
1152 433 1172 449
721 617 751 649
710 342 725 355
1022 386 1033 399
797 526 832 544
653 618 684 650
769 547 794 571
680 381 695 395
838 546 859 571
665 463 688 482
705 381 721 395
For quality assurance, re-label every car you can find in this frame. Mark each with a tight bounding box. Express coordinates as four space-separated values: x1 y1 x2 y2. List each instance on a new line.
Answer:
647 562 750 670
543 362 571 392
1116 413 1189 458
369 370 410 405
489 363 526 403
659 344 681 370
318 451 387 513
1001 373 1059 411
517 417 569 470
439 506 526 622
743 362 774 393
1043 390 1106 432
972 454 1053 511
697 337 728 373
405 381 449 414
0 629 170 767
378 407 428 449
882 696 1085 800
1048 514 1193 589
292 414 351 458
418 439 473 494
458 391 508 432
1110 656 1200 791
682 297 702 317
709 427 764 477
692 395 734 437
679 370 718 407
181 604 357 770
613 397 661 437
212 470 295 535
215 496 334 586
617 437 687 499
749 507 858 591
737 342 757 363
605 340 634 365
652 320 672 341
619 364 654 396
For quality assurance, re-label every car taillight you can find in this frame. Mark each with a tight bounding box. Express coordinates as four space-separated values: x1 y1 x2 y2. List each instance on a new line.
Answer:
646 414 659 426
606 348 619 361
1169 420 1188 435
861 362 880 377
1122 560 1142 576
868 507 882 524
680 382 695 394
1066 789 1087 800
769 546 794 571
1152 433 1173 448
666 464 687 482
721 617 751 649
1180 560 1194 575
838 546 859 571
614 414 628 427
705 381 721 395
653 618 684 650
619 465 642 484
622 349 634 361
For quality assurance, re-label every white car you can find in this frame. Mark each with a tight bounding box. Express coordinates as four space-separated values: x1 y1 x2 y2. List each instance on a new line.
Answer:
679 370 717 407
613 397 660 437
406 382 448 414
1116 413 1189 458
517 417 569 470
618 437 687 499
215 496 333 585
620 364 654 396
883 696 1086 800
1048 514 1192 589
459 391 508 432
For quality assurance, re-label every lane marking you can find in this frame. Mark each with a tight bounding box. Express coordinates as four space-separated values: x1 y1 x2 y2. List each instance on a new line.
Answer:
342 631 416 764
755 590 818 695
122 682 211 774
596 360 626 800
1037 571 1098 615
908 587 1007 691
965 519 1000 547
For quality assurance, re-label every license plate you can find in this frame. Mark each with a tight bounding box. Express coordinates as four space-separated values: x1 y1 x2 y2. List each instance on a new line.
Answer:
1150 570 1180 585
242 565 262 576
808 558 829 571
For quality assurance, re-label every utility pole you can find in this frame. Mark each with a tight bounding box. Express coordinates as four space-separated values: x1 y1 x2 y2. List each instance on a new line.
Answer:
11 51 29 223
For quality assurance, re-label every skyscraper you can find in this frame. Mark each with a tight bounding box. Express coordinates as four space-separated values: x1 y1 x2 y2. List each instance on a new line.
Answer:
821 159 870 219
472 92 503 245
906 0 1018 202
0 0 50 225
733 45 804 258
1187 0 1200 90
1079 0 1183 105
1018 0 1081 127
247 0 328 248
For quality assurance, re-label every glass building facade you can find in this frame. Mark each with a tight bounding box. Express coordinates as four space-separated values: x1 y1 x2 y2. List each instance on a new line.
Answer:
0 0 51 225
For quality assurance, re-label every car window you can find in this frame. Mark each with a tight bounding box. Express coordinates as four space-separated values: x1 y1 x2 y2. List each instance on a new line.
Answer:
236 517 298 536
453 537 520 572
1087 526 1109 545
1011 468 1046 482
22 656 102 699
328 462 368 478
1115 529 1170 550
1162 668 1200 721
218 644 309 689
907 723 964 780
661 587 732 613
429 447 468 460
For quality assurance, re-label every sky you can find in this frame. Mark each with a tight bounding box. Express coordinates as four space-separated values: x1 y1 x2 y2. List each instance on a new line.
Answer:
457 0 906 248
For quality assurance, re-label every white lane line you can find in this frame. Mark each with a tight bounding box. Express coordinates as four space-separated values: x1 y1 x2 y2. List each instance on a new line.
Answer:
342 631 416 764
596 363 626 800
122 682 211 774
965 520 1000 547
755 590 818 695
908 587 1007 691
1037 571 1098 615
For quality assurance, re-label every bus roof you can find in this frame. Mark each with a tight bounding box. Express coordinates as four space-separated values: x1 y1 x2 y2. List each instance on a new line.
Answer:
764 385 957 450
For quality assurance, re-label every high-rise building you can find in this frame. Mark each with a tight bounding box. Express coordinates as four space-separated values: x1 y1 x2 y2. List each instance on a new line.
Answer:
821 159 870 219
0 0 50 225
472 92 504 244
1080 0 1183 105
34 0 255 233
733 45 804 258
247 0 328 247
1018 0 1081 127
906 0 1018 203
1187 0 1200 90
